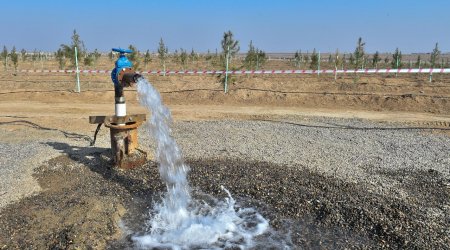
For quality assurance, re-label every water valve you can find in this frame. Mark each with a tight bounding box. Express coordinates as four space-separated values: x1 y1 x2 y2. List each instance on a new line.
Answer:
110 48 142 118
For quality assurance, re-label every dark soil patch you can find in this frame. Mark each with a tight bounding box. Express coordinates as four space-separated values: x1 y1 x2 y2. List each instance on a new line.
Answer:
0 149 448 249
0 150 164 249
187 158 450 249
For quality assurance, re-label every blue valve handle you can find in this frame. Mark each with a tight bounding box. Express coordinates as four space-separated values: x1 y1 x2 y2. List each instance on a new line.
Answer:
112 48 133 54
111 47 134 87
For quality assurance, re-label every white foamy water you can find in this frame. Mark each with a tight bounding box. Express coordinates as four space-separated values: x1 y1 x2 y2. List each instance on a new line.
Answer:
133 78 270 249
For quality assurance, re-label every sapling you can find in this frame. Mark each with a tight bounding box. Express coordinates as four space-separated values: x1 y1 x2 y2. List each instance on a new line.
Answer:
334 49 341 80
372 51 380 69
158 38 168 75
353 37 365 70
55 48 66 69
60 30 86 67
20 49 27 62
310 48 318 70
143 50 152 69
429 43 440 82
221 30 239 66
10 46 19 71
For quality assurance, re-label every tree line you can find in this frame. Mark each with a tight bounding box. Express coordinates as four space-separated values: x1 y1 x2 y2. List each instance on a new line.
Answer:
292 38 445 70
0 31 447 72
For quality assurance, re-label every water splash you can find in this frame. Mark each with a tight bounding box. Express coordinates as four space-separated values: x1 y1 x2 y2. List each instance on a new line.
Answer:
133 78 269 249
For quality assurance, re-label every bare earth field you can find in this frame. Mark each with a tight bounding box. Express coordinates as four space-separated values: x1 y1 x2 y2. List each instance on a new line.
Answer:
0 72 449 248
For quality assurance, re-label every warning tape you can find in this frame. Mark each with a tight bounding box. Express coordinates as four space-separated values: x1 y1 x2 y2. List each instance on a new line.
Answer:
18 68 450 75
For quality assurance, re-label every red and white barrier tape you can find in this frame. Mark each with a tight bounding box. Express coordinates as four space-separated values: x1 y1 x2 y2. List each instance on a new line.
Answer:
18 68 450 74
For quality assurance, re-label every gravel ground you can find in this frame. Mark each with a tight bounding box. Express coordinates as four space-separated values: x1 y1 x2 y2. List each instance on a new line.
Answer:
0 142 50 209
141 117 450 194
0 116 449 248
0 127 94 210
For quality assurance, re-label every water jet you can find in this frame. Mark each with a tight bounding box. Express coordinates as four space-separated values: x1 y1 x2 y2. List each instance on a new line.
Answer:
93 52 271 248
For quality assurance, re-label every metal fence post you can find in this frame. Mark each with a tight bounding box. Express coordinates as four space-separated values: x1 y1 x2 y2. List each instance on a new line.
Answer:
75 47 80 93
224 45 230 93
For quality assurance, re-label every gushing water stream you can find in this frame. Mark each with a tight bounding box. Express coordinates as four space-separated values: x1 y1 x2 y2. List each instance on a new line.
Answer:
133 78 270 249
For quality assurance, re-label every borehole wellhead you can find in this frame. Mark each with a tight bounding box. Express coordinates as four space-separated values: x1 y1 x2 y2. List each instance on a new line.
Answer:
88 47 147 169
111 48 142 117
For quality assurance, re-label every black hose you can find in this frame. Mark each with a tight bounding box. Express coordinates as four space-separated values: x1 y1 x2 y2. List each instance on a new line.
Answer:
90 123 103 146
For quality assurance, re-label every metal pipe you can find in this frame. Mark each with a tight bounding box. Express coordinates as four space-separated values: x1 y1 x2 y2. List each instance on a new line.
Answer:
75 47 80 93
225 45 230 93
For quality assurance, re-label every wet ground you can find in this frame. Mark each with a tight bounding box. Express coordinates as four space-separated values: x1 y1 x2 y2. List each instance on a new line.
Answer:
0 147 448 249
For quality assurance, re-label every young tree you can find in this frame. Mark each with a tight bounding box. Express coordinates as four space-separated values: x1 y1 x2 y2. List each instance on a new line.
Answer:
173 49 179 64
92 49 101 66
372 51 381 69
210 48 221 67
310 48 319 70
304 52 310 64
293 50 302 68
205 49 212 63
349 53 355 66
428 43 441 82
1 46 8 70
179 49 188 69
221 30 239 64
363 56 369 69
83 49 101 67
60 29 86 67
20 49 27 62
256 49 266 69
55 48 66 69
353 37 365 69
108 51 115 62
384 56 389 65
158 38 168 73
334 49 341 80
342 54 346 69
430 42 440 68
244 40 257 70
10 46 19 71
143 50 152 68
333 49 341 68
415 55 422 68
83 54 94 66
31 49 38 68
190 48 198 64
128 44 140 70
391 48 403 69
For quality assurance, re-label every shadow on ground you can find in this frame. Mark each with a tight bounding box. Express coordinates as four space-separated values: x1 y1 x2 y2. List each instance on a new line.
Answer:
0 142 163 249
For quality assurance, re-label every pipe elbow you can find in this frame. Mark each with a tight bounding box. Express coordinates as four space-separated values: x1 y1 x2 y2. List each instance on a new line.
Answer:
118 68 141 87
121 72 141 87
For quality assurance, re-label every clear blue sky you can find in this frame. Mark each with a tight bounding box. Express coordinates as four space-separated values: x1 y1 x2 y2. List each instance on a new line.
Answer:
2 0 449 53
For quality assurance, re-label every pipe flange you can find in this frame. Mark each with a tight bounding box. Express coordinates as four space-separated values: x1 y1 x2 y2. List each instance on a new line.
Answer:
105 121 142 130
